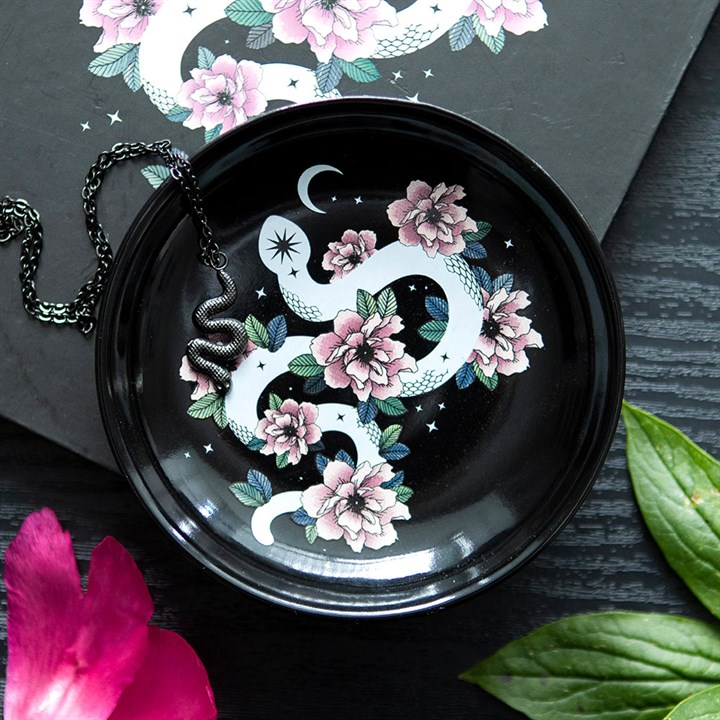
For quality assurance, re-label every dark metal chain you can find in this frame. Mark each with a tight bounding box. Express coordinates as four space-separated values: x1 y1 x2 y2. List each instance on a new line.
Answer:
0 140 223 335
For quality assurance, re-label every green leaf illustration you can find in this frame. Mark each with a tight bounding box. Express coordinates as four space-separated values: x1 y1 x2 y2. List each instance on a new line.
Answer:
229 482 266 508
225 0 273 26
377 287 398 318
305 524 318 544
418 320 447 343
374 397 407 417
122 57 142 92
140 165 170 189
276 451 289 469
463 223 492 243
473 363 498 390
395 486 414 503
461 612 720 720
663 686 720 719
316 57 342 93
166 104 192 123
187 392 221 420
198 46 216 70
357 289 377 319
244 314 269 348
471 15 505 54
204 123 222 143
379 424 402 450
623 402 720 619
448 16 474 52
213 401 228 429
268 393 282 411
288 354 325 378
88 43 138 77
338 57 380 83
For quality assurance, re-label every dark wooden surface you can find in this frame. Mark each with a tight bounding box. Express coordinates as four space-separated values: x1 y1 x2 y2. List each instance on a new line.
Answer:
1 14 718 720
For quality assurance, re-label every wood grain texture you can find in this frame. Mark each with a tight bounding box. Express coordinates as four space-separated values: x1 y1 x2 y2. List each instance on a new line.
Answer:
0 13 718 720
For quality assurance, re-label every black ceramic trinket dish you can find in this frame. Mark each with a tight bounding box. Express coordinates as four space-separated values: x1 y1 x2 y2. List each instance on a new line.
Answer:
97 98 625 617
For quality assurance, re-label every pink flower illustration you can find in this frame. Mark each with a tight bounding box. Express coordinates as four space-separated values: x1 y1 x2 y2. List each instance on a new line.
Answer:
310 310 417 402
387 181 478 259
180 339 256 400
255 398 321 465
464 0 548 37
322 229 377 281
259 0 398 63
301 460 410 552
468 287 543 377
80 0 163 52
4 509 216 720
178 56 267 134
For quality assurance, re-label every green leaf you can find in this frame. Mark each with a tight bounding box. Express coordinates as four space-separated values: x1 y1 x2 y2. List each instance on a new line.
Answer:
288 354 325 378
229 482 265 508
187 392 221 420
204 124 222 144
140 165 170 189
473 362 498 390
88 43 138 77
197 46 216 70
395 485 414 503
663 686 720 719
337 57 380 83
463 223 492 243
213 401 228 429
305 524 318 544
268 393 282 411
622 402 720 619
276 451 289 469
357 289 376 318
316 57 342 93
470 14 505 54
374 397 407 417
379 424 402 450
418 320 447 343
166 104 192 123
461 612 720 720
244 314 269 348
377 287 398 318
225 0 273 26
122 56 142 92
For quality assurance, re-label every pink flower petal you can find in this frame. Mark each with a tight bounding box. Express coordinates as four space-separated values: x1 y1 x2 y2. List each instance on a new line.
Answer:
108 628 216 720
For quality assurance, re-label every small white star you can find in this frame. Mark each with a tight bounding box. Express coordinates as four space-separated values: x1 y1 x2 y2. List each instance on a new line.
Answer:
406 93 419 102
424 69 434 78
392 70 404 81
438 402 446 410
408 284 417 291
331 196 337 202
80 121 90 132
224 39 230 44
184 451 191 459
255 287 266 298
415 404 423 412
204 443 214 454
354 196 363 204
427 421 438 433
107 111 122 124
505 239 514 248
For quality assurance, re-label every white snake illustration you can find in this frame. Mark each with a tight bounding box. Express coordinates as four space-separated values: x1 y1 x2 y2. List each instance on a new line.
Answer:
223 174 485 545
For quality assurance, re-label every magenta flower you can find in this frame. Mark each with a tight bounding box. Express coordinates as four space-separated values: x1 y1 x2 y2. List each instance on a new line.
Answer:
310 310 417 402
468 287 544 377
322 229 377 281
464 0 548 37
259 0 398 63
387 181 478 259
3 509 216 720
80 0 163 52
301 460 410 552
179 339 256 400
255 398 321 465
177 56 267 134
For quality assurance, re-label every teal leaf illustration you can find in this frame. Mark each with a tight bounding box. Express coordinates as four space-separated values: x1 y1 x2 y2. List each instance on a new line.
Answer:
315 454 331 475
246 437 266 452
140 165 170 189
425 296 449 322
374 397 407 417
225 0 273 26
187 392 222 420
338 57 380 83
288 354 325 378
471 16 505 54
291 508 316 527
356 289 377 319
460 612 720 720
88 43 138 77
462 241 488 260
418 320 447 343
305 524 319 544
229 482 266 508
244 314 269 348
448 16 475 52
166 104 192 123
275 451 289 469
213 401 228 429
122 57 142 92
473 266 493 293
663 686 720 719
455 363 476 389
267 315 288 352
623 402 720 619
247 469 272 503
464 223 492 242
357 397 378 424
379 424 403 451
303 375 327 395
493 273 514 293
246 22 275 49
380 443 410 461
204 124 222 143
268 392 282 411
381 470 404 489
198 46 216 70
377 287 398 318
473 363 498 390
335 449 355 468
316 57 342 93
395 485 414 503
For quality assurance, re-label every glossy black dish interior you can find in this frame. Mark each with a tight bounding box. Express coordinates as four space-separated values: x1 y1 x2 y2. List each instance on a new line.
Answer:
97 98 625 617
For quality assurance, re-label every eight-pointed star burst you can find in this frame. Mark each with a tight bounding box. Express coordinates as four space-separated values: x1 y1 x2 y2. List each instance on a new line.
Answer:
267 229 300 264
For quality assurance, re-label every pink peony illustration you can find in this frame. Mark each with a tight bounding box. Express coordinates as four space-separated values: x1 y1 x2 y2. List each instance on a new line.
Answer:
387 181 478 259
80 0 163 52
310 310 417 402
464 0 548 37
255 398 321 465
259 0 398 63
4 509 216 720
322 229 377 281
301 460 410 552
468 287 543 377
180 339 256 400
177 56 267 134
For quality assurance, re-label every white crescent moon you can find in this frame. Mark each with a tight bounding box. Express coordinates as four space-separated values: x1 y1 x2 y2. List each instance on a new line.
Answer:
298 165 343 214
